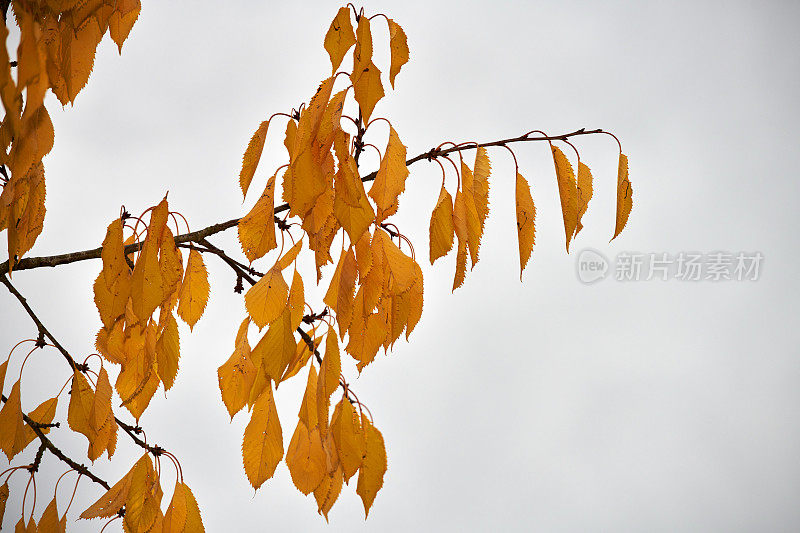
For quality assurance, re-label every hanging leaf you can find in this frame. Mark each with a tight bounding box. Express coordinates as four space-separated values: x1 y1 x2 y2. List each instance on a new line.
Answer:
218 326 256 420
245 266 289 329
515 172 536 280
387 19 409 88
324 7 356 73
612 153 633 240
356 414 387 518
242 386 283 490
238 173 278 262
575 161 593 238
177 248 210 329
551 144 578 252
239 120 270 199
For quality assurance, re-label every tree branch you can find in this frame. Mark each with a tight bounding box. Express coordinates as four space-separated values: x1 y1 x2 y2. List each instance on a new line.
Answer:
0 127 605 274
1 394 110 490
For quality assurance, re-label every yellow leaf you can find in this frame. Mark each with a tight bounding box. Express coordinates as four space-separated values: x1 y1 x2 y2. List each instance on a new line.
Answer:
429 185 454 264
67 370 95 445
298 364 320 429
0 482 7 525
330 398 363 482
96 219 131 327
612 153 633 240
374 228 415 295
515 172 536 280
155 312 180 390
369 126 408 222
88 411 117 462
278 238 304 271
351 59 384 124
286 419 327 495
352 15 372 72
575 161 593 238
242 386 283 490
163 481 205 533
7 161 46 262
238 173 277 262
460 161 484 267
281 333 323 383
160 226 184 306
333 133 375 243
80 456 136 519
356 414 387 518
314 466 343 521
177 248 210 329
108 0 141 53
123 454 162 533
17 396 57 455
551 144 578 252
317 328 341 417
452 190 468 291
387 19 409 88
91 367 113 432
62 13 103 103
324 7 355 73
36 495 64 532
472 147 491 233
288 269 305 331
323 247 357 336
8 107 53 184
218 331 256 420
245 265 288 329
130 237 164 323
239 120 270 199
251 306 295 381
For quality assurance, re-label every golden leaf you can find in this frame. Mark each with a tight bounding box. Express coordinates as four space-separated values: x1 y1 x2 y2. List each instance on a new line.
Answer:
452 190 468 291
91 367 113 433
0 380 21 460
80 455 139 519
429 184 454 264
160 226 184 306
286 418 327 495
298 364 320 429
369 126 408 222
324 246 357 335
238 173 277 262
330 398 364 482
333 132 374 243
62 14 103 103
515 172 536 279
351 59 384 124
242 386 283 490
155 311 180 390
314 466 343 521
551 144 578 252
316 328 341 432
239 120 270 199
163 481 205 533
245 265 288 329
67 370 95 444
17 396 58 455
388 19 409 88
575 161 593 238
123 454 162 533
472 147 491 232
324 7 356 72
251 306 295 381
218 329 256 420
288 269 305 331
130 236 164 323
356 414 387 518
108 0 141 53
612 153 633 240
38 496 65 533
278 237 304 271
177 248 210 329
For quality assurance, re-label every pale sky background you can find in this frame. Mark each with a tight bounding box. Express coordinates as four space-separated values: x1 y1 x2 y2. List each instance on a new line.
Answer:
2 1 800 531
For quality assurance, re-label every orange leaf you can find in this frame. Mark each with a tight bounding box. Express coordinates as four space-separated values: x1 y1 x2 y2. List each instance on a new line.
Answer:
612 153 633 240
551 144 578 252
356 414 387 518
238 173 278 262
324 7 356 72
388 19 409 88
245 265 288 329
242 386 283 490
177 248 210 329
429 185 454 264
515 172 536 279
239 120 270 199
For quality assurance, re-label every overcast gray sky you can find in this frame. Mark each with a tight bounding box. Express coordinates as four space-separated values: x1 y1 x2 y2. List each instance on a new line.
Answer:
3 1 800 531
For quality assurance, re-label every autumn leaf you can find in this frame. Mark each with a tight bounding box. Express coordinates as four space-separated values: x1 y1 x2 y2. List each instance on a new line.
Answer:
324 7 356 73
472 147 491 232
242 386 283 490
251 306 295 381
330 398 364 483
238 173 278 262
575 161 593 238
130 232 164 323
551 144 578 252
109 0 141 53
369 126 409 222
239 120 270 199
177 248 210 329
38 497 65 533
388 19 409 88
286 418 327 495
163 481 205 533
156 311 181 390
245 265 289 329
67 370 95 445
452 190 468 291
356 414 387 518
351 59 384 123
218 322 256 420
515 172 536 279
612 153 633 240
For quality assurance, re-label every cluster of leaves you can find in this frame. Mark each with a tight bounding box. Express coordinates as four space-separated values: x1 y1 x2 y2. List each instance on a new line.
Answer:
0 3 634 530
0 0 141 274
